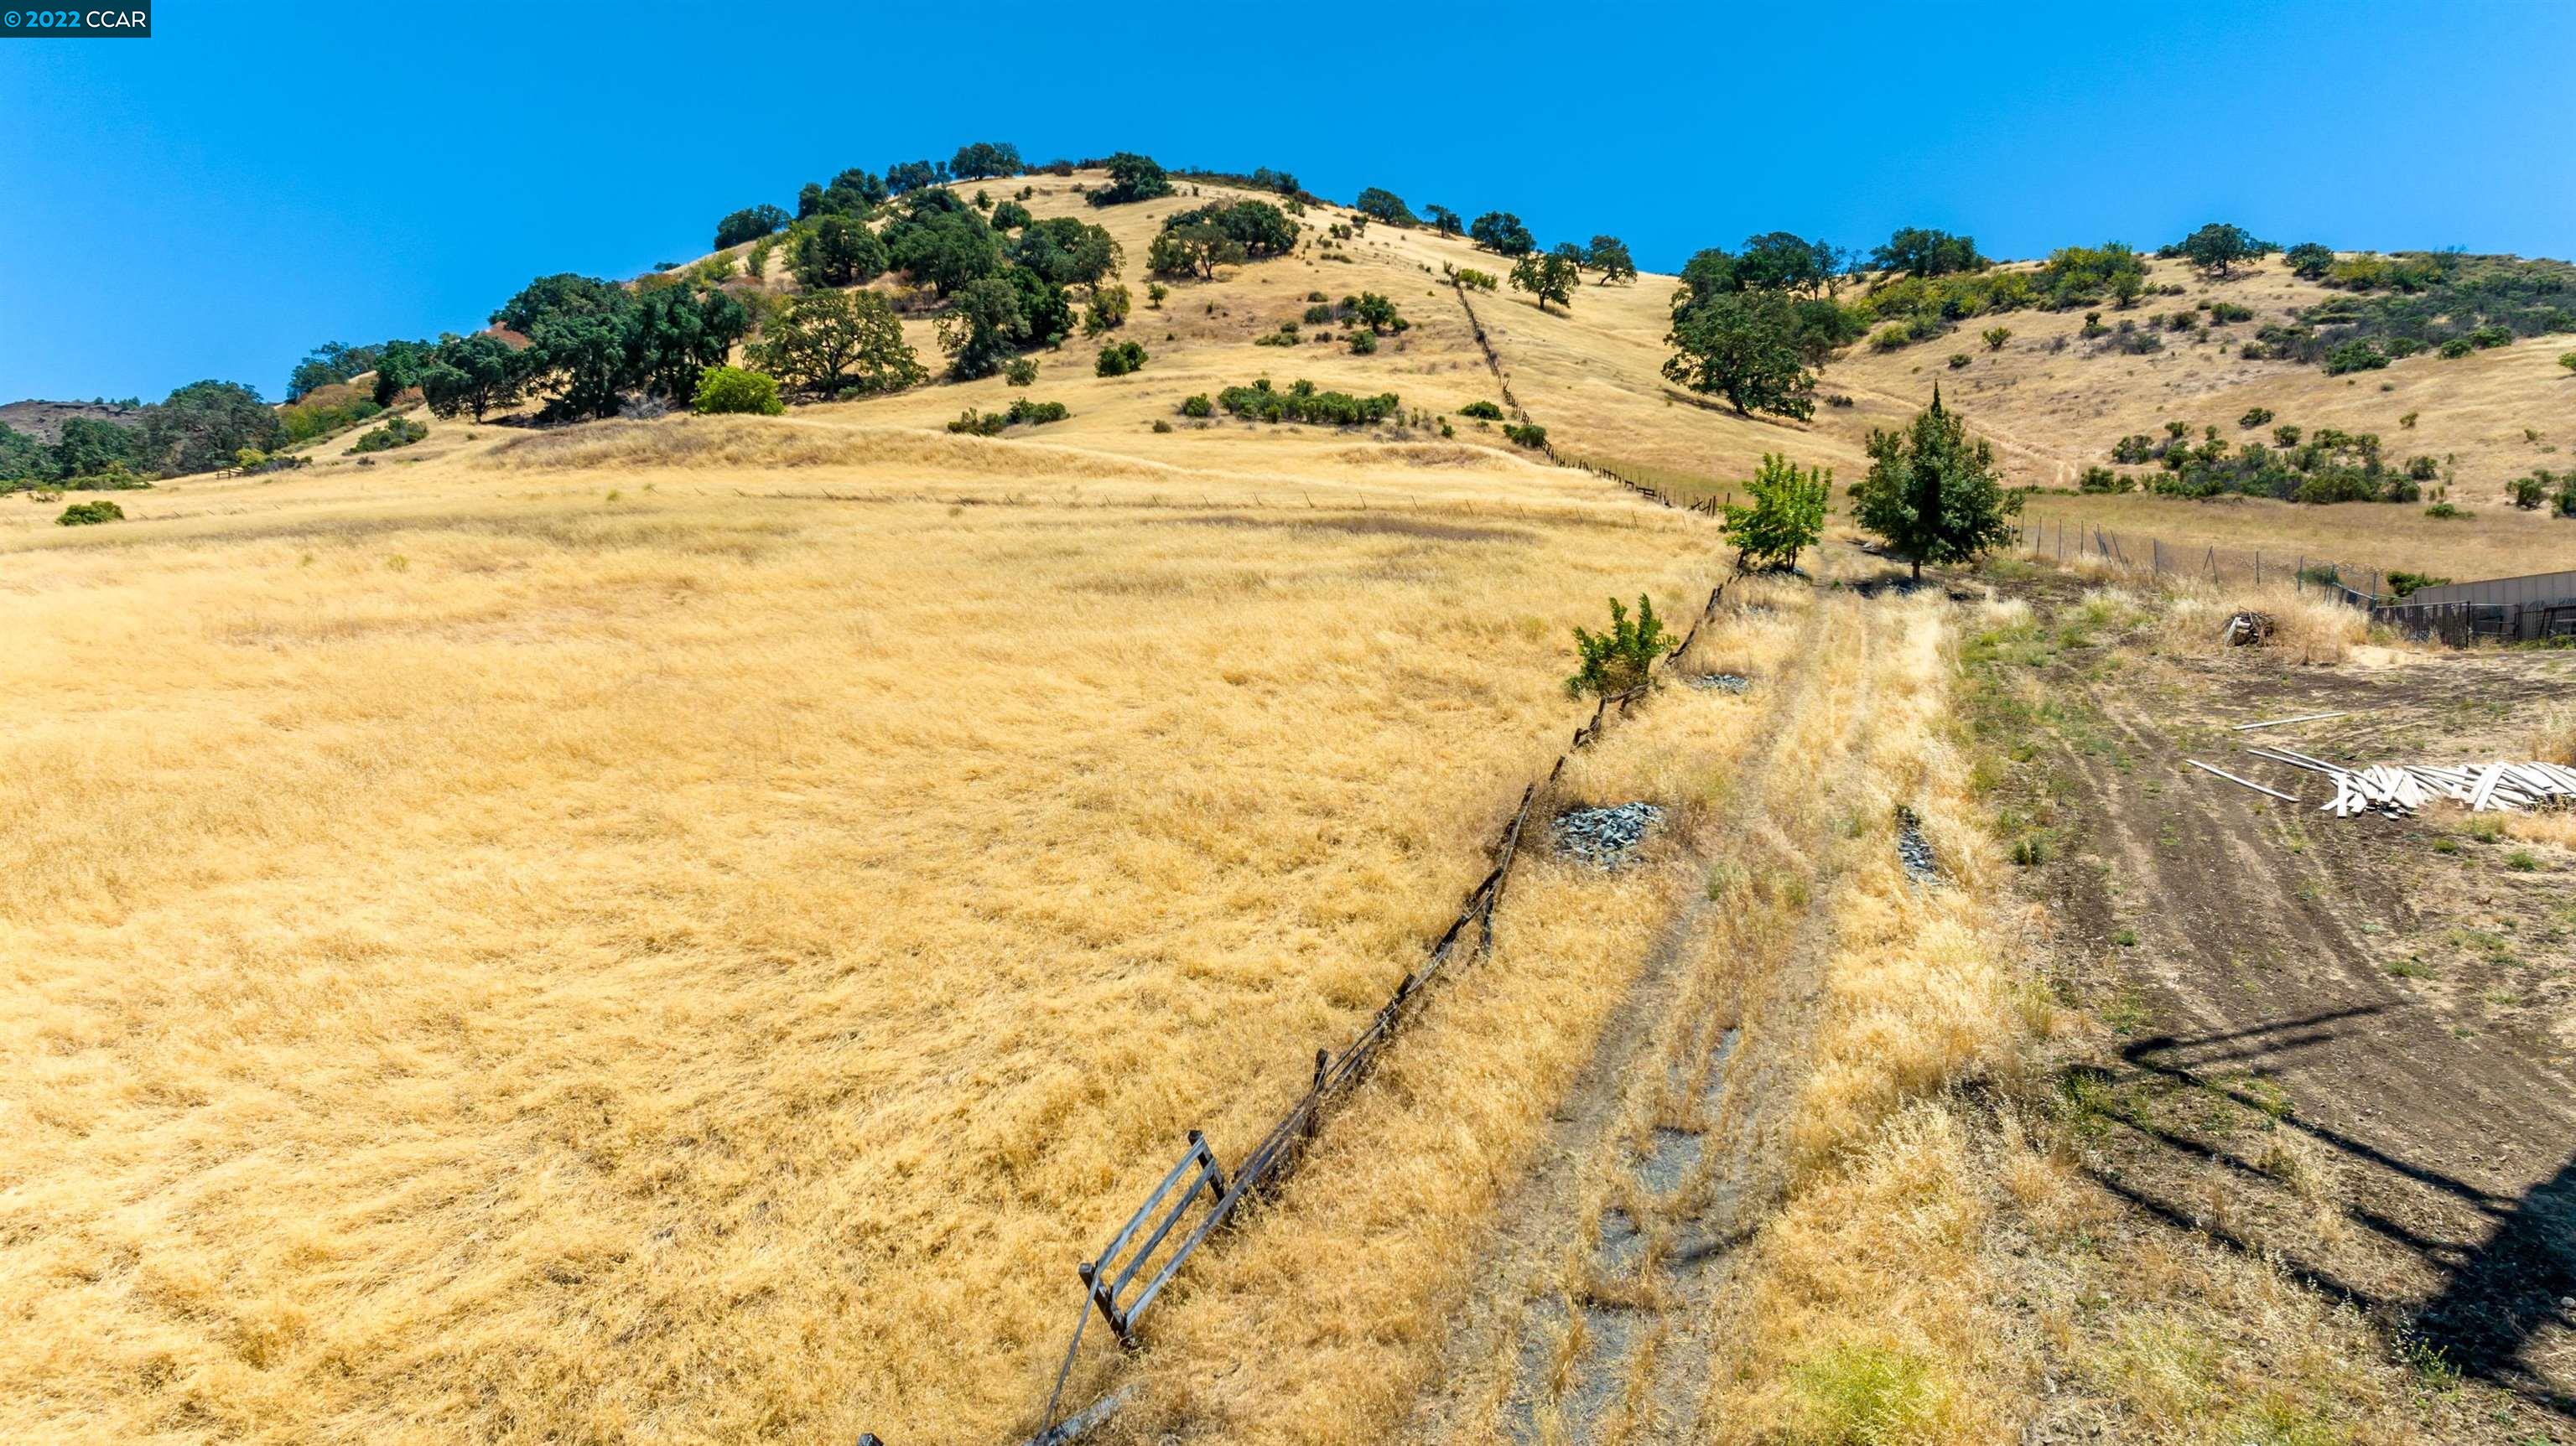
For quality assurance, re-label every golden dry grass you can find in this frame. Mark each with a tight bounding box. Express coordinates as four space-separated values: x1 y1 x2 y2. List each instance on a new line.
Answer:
8 167 2545 1446
0 168 1789 1443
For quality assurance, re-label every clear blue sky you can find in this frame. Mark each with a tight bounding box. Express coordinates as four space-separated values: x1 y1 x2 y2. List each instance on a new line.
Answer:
3 0 2569 403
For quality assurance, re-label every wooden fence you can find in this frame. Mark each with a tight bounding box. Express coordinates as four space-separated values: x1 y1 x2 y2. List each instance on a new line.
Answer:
864 578 1743 1446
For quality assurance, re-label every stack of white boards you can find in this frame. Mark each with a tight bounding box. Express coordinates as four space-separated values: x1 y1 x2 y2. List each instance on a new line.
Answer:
2245 746 2576 818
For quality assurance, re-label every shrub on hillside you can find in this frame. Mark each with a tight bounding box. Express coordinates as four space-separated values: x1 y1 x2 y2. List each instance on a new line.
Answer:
2239 407 2274 428
1095 340 1148 377
57 499 123 526
348 415 428 453
1457 400 1505 420
1565 595 1670 699
990 200 1032 231
1981 327 2011 351
1004 356 1039 386
948 398 1069 434
1081 283 1130 337
1348 329 1379 355
692 365 785 416
1088 152 1173 207
1178 393 1214 418
1455 267 1499 293
2323 339 2388 374
1214 378 1400 426
1502 422 1548 448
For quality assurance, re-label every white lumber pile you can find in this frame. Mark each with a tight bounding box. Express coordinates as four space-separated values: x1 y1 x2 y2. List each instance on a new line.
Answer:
2244 746 2576 818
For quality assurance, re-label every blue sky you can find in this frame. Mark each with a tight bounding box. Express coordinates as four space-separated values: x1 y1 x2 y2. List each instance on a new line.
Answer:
3 0 2569 403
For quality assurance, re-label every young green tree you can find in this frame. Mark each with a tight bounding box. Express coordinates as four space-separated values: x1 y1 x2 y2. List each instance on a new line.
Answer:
1566 595 1671 699
1585 236 1638 285
1851 387 2021 579
1662 289 1815 419
1081 282 1131 336
1348 291 1405 333
1425 205 1462 237
750 290 924 396
1509 251 1580 313
1722 454 1831 573
1469 210 1535 257
2177 221 2272 277
2283 241 2334 279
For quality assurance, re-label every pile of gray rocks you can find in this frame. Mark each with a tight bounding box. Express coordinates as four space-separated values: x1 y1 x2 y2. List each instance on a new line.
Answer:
1551 802 1666 869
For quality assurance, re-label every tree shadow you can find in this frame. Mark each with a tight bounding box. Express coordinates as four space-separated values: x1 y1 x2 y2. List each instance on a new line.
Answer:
2069 1006 2576 1420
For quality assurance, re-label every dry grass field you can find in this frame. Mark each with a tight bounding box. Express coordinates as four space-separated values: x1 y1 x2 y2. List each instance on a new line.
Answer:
6 166 2568 1446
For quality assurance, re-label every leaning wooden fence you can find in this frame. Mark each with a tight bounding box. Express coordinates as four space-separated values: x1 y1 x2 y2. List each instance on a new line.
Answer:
860 563 1742 1446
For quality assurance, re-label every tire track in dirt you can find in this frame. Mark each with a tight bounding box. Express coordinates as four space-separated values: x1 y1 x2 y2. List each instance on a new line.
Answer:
1398 593 1902 1445
2008 604 2576 1429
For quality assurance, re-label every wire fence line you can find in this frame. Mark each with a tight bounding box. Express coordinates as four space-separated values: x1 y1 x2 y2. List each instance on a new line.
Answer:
1445 277 1724 519
2013 513 2388 607
2012 514 2576 645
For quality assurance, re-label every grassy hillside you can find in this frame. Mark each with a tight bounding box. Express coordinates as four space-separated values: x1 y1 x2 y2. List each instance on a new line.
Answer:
4 163 2568 1446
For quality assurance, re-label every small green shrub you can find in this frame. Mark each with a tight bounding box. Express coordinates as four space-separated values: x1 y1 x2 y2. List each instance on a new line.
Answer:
1094 340 1148 377
1947 352 1972 369
56 499 124 526
2424 501 2467 519
2239 407 2273 428
1502 422 1548 448
1150 418 1172 433
1565 594 1670 698
2439 337 2474 359
1214 378 1400 426
690 365 784 416
1348 329 1379 355
948 398 1069 433
1179 393 1214 418
1981 326 2011 351
348 415 428 453
1457 400 1505 420
2324 339 2389 374
1004 356 1039 386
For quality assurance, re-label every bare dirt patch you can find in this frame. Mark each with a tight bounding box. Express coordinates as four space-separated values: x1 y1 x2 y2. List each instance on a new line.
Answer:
1977 577 2576 1435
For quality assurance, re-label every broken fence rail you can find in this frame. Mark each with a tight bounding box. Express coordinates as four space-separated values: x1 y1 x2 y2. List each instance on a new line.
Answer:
874 575 1738 1446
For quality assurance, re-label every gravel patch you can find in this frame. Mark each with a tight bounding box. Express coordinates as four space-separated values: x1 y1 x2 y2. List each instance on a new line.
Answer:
1551 802 1666 869
1895 804 1939 883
